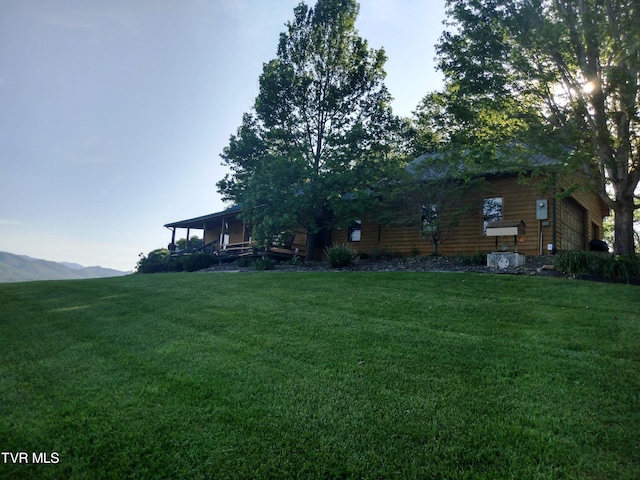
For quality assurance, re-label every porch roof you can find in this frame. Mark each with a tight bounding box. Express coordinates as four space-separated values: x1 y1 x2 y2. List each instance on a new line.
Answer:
164 204 242 230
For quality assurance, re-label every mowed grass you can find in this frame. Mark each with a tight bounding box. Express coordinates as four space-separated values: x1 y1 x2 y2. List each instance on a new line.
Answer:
0 272 638 479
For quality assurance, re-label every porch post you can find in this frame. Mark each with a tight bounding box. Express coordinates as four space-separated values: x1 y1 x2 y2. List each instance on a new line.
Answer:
203 223 207 252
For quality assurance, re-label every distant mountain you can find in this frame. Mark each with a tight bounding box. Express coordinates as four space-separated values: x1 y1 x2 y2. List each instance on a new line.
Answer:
0 252 129 283
60 261 85 270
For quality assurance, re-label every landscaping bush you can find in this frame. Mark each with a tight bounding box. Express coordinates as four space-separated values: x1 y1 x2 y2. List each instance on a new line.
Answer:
136 248 171 274
169 256 184 272
592 253 640 283
554 251 640 283
553 250 597 277
183 253 217 272
253 257 275 270
235 257 254 268
286 254 302 266
458 251 488 266
325 244 357 268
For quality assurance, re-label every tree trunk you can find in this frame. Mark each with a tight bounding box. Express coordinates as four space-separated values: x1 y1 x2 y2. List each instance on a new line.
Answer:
305 230 316 262
613 195 636 255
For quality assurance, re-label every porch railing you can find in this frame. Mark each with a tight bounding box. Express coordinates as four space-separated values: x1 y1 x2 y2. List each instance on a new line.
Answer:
217 241 255 256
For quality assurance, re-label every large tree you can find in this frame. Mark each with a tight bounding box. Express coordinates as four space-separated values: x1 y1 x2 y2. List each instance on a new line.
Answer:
217 0 397 259
435 0 640 254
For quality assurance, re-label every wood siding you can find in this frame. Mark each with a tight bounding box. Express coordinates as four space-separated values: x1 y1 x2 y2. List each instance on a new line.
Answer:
331 173 608 257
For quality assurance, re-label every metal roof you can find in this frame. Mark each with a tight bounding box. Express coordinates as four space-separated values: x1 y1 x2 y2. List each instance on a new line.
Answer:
164 204 243 229
407 146 562 181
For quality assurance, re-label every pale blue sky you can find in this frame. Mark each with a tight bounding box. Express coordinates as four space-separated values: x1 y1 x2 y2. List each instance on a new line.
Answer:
0 0 446 271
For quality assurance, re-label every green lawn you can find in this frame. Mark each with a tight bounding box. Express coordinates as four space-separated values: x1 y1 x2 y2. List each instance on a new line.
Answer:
1 272 638 479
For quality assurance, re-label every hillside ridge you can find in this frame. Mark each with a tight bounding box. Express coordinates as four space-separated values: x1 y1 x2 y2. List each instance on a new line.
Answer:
0 251 129 282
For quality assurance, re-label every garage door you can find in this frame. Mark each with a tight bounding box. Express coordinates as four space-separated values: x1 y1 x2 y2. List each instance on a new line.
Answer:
562 198 586 250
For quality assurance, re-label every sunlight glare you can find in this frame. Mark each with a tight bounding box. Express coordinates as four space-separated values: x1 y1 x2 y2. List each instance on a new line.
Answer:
582 81 597 93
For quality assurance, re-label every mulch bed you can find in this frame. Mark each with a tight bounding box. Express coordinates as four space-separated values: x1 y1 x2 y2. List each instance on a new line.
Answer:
201 255 559 277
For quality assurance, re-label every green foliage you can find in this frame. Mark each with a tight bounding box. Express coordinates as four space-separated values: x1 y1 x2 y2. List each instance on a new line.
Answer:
217 0 398 258
252 257 276 271
591 254 640 284
372 154 481 256
1 273 639 479
435 0 640 254
458 251 488 266
406 91 454 155
175 236 202 250
137 250 218 273
183 253 217 272
235 256 254 268
325 244 357 268
136 248 170 274
554 251 640 283
286 254 303 266
553 251 598 278
168 256 184 272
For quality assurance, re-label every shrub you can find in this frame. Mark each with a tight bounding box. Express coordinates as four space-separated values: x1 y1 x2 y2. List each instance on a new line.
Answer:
325 244 357 268
183 253 217 272
286 254 302 266
554 251 640 283
169 257 185 272
594 254 640 284
253 257 275 270
235 257 254 268
458 252 487 266
553 251 599 278
136 249 171 274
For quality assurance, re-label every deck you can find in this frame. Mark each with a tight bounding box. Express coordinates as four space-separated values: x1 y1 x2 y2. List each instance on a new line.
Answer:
170 240 300 262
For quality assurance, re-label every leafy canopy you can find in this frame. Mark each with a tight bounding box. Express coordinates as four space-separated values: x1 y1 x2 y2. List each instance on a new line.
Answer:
435 0 640 254
217 0 397 255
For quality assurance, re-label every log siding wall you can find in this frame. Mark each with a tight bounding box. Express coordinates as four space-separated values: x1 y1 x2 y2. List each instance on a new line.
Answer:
330 173 608 257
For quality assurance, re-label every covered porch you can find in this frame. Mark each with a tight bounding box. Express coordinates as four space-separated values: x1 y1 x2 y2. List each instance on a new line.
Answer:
164 205 305 260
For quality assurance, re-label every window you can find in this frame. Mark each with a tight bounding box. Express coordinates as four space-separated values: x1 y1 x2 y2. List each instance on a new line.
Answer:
421 204 438 236
483 197 503 235
348 219 361 242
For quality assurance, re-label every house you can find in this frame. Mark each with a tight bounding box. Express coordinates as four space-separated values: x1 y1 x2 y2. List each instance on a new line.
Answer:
164 205 308 259
330 153 610 257
165 153 609 260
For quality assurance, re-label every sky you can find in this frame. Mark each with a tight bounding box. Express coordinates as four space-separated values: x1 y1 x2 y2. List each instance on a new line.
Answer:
0 0 446 272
